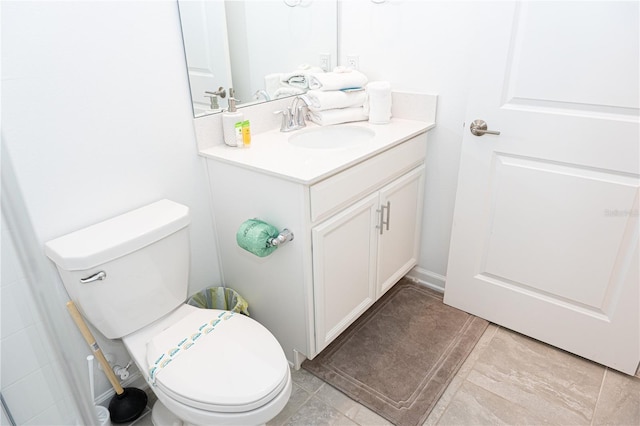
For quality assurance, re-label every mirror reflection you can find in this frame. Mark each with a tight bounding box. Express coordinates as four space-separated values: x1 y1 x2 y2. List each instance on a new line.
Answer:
178 0 338 118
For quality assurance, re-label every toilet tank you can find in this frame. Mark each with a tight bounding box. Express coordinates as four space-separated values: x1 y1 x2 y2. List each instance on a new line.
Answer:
45 200 191 339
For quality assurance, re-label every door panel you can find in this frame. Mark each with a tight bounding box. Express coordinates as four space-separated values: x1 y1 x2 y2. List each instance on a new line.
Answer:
312 193 379 353
445 1 639 374
504 2 638 112
483 154 638 311
377 166 425 297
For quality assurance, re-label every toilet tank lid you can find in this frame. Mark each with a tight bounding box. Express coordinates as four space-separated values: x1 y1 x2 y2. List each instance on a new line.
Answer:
45 199 190 271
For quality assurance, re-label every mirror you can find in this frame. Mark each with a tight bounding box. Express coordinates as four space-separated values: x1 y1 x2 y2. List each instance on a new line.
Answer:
177 0 338 118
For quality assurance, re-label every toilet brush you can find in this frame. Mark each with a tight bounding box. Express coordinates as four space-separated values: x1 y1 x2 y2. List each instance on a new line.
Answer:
87 355 111 425
67 301 147 423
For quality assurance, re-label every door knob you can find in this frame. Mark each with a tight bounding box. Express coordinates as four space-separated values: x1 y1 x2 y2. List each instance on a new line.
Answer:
470 119 500 136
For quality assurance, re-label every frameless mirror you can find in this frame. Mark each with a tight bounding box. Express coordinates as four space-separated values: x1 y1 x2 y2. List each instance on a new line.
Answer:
177 0 338 118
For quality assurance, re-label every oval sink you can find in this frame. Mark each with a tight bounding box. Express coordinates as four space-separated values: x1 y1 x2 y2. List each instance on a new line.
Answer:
288 125 375 149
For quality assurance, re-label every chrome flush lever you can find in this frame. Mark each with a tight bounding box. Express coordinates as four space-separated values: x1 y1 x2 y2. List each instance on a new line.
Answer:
80 271 106 284
470 119 501 136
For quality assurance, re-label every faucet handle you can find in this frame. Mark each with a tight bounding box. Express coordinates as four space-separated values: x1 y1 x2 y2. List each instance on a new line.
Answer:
274 108 299 132
274 109 291 132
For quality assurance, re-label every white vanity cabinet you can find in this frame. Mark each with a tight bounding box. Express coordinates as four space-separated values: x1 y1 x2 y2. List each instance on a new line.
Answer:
312 164 425 353
204 126 429 366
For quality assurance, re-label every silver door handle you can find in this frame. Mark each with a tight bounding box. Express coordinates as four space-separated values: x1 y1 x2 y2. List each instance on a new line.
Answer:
470 119 500 136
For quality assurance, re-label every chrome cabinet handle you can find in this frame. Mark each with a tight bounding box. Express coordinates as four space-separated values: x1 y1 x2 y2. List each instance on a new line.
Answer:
80 271 106 284
470 119 501 136
376 201 391 235
385 201 391 231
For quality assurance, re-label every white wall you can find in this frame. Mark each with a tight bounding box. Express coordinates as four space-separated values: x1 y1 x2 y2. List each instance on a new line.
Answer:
2 0 221 402
1 216 80 425
340 0 488 287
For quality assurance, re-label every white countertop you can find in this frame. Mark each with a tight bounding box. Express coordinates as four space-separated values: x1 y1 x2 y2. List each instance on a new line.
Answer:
199 118 435 185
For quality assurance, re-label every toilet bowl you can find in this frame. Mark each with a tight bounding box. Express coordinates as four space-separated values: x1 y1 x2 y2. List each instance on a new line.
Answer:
122 304 292 425
45 200 291 425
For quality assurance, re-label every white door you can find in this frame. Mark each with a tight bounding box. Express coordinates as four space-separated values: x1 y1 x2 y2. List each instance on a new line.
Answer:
178 0 233 113
377 166 425 297
312 193 379 354
444 1 639 374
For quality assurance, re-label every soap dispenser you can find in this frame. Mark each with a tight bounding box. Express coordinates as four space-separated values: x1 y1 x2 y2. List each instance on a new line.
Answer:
222 88 244 147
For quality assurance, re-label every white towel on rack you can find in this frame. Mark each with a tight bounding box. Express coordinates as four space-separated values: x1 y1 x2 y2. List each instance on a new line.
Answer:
308 107 369 126
306 89 367 112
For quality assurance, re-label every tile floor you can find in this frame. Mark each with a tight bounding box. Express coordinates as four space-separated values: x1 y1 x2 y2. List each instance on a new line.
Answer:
129 325 640 426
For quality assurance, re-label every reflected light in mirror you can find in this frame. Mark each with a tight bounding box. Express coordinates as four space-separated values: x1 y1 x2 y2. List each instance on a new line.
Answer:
177 0 338 118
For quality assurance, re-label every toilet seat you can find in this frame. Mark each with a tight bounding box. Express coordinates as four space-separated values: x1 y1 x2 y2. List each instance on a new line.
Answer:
145 306 289 413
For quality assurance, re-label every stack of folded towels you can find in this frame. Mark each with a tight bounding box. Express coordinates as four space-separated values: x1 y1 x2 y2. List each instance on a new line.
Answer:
265 64 325 99
305 67 369 126
265 66 387 126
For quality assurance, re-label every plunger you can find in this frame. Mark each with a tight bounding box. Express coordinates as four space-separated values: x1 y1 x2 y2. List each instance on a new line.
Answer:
67 301 147 423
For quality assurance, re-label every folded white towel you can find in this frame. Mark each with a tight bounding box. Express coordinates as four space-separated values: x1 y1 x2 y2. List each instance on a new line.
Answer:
309 107 369 126
285 75 310 89
273 86 306 99
366 81 392 124
281 65 325 89
306 89 367 112
309 70 368 91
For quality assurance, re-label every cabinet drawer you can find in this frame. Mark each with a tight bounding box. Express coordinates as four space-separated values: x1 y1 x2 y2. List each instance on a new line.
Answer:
309 134 427 223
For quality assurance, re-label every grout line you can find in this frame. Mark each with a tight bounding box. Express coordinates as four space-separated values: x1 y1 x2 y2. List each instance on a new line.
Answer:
590 367 608 426
272 383 314 426
424 324 501 425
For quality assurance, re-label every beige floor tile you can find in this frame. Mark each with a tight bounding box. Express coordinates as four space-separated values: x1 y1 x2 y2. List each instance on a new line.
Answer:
466 328 604 425
592 369 640 426
315 383 393 425
268 383 314 426
423 323 500 426
283 396 357 426
129 410 154 426
292 367 326 393
437 380 549 425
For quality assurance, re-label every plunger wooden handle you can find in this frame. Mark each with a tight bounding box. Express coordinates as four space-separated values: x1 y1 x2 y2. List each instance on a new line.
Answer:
66 301 125 395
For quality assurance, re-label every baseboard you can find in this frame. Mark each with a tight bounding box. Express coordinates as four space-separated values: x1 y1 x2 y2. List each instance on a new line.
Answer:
95 371 148 406
405 267 445 293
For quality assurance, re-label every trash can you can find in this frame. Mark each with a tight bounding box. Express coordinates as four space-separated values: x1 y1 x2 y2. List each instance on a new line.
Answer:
187 286 250 316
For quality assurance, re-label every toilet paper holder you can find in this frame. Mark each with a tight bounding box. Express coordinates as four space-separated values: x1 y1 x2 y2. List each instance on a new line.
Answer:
267 228 294 247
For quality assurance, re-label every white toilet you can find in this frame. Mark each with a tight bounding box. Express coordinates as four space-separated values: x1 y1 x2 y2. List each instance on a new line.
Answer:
45 199 292 425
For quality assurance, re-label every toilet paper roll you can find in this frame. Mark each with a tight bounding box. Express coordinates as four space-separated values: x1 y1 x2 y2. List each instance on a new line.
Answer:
367 81 392 124
236 219 280 257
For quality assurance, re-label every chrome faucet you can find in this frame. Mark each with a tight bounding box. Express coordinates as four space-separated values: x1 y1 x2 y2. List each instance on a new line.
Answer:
292 94 313 128
275 95 316 132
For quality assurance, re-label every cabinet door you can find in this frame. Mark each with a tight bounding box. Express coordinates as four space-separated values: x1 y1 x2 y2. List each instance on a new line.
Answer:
377 166 425 297
312 193 379 354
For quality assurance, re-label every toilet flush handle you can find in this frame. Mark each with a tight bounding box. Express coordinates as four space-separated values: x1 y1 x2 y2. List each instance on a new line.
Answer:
80 270 106 284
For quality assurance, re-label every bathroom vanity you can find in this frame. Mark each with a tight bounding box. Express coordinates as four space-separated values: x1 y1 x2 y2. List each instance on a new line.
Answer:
199 94 436 367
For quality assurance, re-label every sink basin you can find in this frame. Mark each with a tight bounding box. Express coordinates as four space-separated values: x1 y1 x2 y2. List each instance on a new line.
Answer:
288 125 375 149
